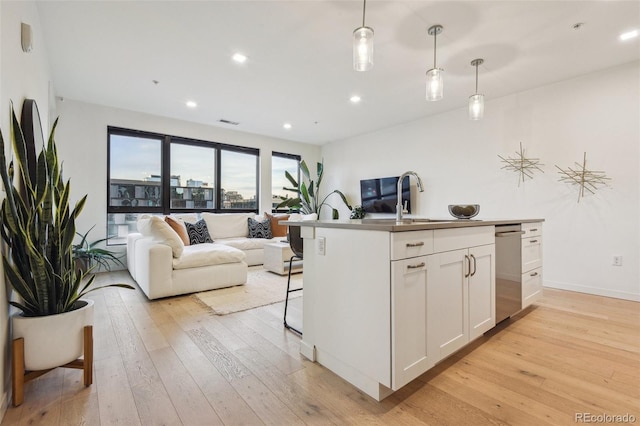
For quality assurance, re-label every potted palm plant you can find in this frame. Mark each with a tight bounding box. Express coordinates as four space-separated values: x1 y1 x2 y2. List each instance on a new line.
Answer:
0 102 133 405
73 226 125 273
277 160 352 219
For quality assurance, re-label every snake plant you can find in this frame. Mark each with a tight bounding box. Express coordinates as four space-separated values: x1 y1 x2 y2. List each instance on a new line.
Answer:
276 160 352 219
0 105 133 317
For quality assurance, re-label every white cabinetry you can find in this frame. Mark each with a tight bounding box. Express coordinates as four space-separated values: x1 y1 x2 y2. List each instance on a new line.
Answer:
390 230 434 390
521 222 543 308
391 255 434 389
428 227 495 362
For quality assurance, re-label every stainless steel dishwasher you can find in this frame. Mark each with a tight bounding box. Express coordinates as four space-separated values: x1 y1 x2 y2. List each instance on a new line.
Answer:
495 224 526 323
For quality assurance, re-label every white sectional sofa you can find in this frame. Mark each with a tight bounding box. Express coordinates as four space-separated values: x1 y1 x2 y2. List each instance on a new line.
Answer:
127 212 285 300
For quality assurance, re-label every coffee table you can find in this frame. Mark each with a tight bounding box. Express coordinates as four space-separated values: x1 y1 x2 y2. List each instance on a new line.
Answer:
264 241 303 275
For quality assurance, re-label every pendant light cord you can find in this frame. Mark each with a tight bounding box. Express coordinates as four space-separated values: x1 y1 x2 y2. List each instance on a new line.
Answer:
433 30 437 68
475 62 479 93
362 0 367 27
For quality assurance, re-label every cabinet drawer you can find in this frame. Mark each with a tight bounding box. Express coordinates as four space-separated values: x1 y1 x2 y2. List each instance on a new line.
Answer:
391 231 433 260
434 226 495 253
521 222 542 238
522 267 542 308
522 236 542 272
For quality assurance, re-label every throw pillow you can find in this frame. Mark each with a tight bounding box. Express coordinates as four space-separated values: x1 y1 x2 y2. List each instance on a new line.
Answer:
248 217 272 239
147 216 185 258
264 212 289 237
185 219 213 244
165 216 190 246
201 212 255 239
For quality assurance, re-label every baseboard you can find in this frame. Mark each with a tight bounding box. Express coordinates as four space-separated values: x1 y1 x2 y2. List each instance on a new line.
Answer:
544 280 640 302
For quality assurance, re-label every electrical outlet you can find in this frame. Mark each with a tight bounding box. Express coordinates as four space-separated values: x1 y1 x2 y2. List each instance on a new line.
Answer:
612 256 623 266
316 237 326 256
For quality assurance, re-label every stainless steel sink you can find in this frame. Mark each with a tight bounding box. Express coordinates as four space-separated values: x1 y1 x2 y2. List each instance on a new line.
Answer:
361 218 461 225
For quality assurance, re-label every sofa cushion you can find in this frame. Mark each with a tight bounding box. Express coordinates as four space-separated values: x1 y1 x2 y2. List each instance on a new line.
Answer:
185 219 214 244
165 216 190 246
172 243 245 270
248 217 272 239
217 237 279 251
140 216 184 258
265 212 289 237
201 212 255 239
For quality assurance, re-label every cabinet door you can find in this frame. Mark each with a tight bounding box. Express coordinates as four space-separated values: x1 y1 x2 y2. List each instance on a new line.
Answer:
522 267 542 308
428 249 469 362
468 244 495 340
522 236 542 272
391 256 433 390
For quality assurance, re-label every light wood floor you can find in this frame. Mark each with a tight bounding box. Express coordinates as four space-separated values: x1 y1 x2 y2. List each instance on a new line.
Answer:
2 270 639 425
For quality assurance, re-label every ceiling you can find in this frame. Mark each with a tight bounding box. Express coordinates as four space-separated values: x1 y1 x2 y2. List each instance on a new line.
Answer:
36 1 640 145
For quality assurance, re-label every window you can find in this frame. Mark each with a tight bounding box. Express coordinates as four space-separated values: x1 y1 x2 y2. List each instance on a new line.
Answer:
221 150 258 209
171 143 216 210
108 132 163 210
107 127 259 244
107 130 164 244
272 152 300 211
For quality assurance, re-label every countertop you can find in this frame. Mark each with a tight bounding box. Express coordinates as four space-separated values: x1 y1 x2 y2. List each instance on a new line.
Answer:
283 218 544 232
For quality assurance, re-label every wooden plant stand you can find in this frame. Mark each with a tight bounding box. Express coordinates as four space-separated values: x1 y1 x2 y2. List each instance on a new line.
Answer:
11 325 93 406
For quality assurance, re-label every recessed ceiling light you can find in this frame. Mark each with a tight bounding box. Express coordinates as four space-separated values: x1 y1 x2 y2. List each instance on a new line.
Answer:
232 53 248 63
620 29 639 41
283 123 292 130
350 95 362 103
186 101 197 108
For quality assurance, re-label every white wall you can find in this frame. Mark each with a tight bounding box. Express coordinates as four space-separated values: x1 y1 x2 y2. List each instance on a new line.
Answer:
53 99 321 253
0 0 53 417
322 61 640 302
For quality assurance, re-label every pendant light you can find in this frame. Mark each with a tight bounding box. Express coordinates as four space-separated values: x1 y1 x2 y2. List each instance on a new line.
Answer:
353 0 373 72
426 25 444 101
469 58 485 120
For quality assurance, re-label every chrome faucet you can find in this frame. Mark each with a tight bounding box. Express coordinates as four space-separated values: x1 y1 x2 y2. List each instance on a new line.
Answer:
396 171 424 222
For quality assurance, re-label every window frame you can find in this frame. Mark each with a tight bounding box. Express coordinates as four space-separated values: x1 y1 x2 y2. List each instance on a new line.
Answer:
107 126 260 218
271 151 301 213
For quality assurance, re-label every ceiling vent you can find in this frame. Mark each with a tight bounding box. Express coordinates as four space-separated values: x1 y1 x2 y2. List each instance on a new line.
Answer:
218 119 239 125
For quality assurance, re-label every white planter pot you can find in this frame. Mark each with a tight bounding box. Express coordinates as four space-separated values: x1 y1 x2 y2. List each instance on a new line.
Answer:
12 299 94 371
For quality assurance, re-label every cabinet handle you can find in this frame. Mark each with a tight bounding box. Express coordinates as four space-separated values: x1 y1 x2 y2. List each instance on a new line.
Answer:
530 272 539 277
470 254 477 276
464 255 470 278
407 262 426 270
530 228 538 232
530 239 538 243
406 242 425 248
495 230 525 237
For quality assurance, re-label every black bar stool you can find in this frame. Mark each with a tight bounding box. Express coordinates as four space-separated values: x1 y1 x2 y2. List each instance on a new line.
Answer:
284 225 303 335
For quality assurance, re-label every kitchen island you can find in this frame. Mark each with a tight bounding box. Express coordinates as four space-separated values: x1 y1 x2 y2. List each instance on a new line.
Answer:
286 218 544 401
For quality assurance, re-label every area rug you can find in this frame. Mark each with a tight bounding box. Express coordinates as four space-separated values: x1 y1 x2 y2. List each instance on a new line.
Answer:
193 266 303 315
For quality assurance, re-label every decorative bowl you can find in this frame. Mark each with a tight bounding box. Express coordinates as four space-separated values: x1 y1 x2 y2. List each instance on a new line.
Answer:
448 204 480 219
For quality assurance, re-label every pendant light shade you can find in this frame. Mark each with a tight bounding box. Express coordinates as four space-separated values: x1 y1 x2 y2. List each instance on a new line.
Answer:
468 94 484 120
426 25 443 101
426 68 443 101
353 0 373 72
469 58 485 120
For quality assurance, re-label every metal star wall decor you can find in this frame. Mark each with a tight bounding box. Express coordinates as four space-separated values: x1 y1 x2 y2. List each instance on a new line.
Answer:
498 142 544 186
555 152 611 202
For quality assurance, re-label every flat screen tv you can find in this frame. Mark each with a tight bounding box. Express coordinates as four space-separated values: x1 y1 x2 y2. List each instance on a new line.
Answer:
360 176 410 214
